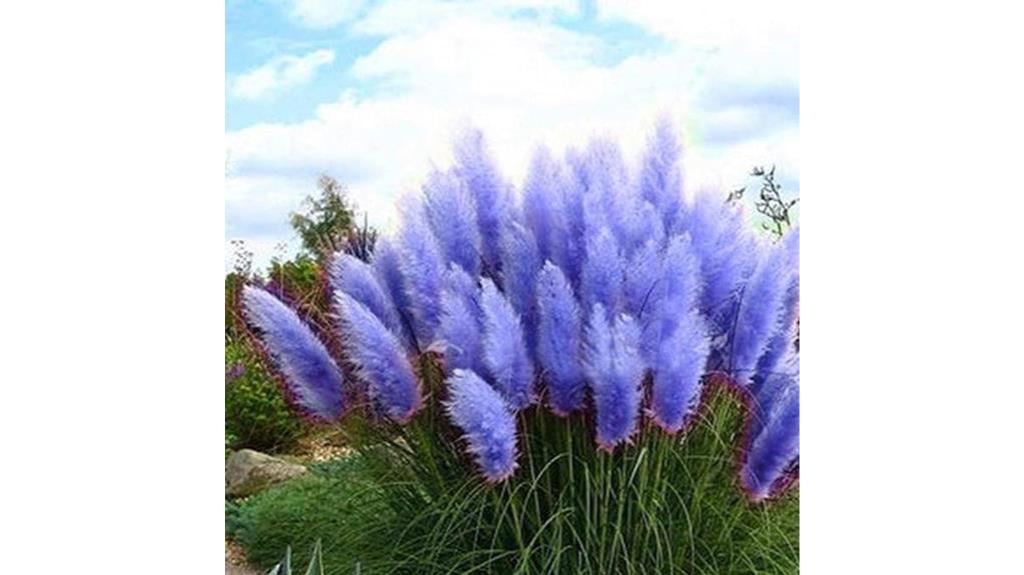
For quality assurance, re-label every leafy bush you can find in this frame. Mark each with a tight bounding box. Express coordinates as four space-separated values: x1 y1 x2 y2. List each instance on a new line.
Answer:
238 122 799 573
226 339 303 453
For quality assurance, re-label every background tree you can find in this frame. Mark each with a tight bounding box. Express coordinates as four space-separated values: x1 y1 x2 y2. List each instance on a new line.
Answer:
289 174 356 261
290 174 379 263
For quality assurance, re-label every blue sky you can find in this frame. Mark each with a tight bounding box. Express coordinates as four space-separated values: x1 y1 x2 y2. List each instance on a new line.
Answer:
226 0 798 269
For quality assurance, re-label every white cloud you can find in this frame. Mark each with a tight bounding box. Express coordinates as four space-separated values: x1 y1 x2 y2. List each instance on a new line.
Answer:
284 0 368 28
229 48 335 100
227 0 798 269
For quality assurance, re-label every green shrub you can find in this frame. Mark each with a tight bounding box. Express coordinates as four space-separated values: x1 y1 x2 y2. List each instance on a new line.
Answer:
226 339 303 453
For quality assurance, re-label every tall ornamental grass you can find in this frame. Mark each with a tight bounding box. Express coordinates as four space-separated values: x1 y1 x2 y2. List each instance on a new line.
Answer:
240 120 800 574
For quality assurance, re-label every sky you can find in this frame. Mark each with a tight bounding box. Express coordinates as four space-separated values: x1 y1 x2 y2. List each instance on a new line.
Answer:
225 0 798 270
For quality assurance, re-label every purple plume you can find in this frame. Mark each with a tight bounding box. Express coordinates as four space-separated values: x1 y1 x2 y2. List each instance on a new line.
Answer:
623 239 662 321
535 262 586 415
498 222 541 353
522 146 563 262
729 237 796 386
553 150 587 288
640 117 684 230
445 369 519 483
453 128 512 272
755 227 800 382
438 265 486 375
329 252 405 346
683 191 759 335
335 291 422 423
639 235 709 432
480 278 536 410
422 169 482 278
649 309 709 433
242 286 345 420
585 304 644 450
580 226 624 314
397 197 446 345
741 373 799 501
370 237 417 347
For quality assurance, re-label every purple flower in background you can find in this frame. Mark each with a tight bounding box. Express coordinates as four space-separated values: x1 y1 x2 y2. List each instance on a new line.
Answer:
242 286 345 420
335 291 422 423
535 262 586 415
585 304 644 450
445 369 519 483
422 169 482 278
480 279 536 410
225 362 246 383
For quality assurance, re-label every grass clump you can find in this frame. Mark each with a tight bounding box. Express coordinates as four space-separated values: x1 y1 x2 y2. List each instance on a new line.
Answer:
230 379 798 574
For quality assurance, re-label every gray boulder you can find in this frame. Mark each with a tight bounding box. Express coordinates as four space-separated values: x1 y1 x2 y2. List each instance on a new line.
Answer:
226 449 307 497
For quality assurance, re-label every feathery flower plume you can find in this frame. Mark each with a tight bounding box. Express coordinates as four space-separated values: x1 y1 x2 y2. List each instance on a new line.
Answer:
643 235 709 432
438 266 486 375
453 128 511 272
748 350 798 444
741 376 799 501
242 286 345 420
535 262 586 415
445 369 519 483
498 222 541 352
619 200 665 257
521 146 563 262
585 304 644 450
684 191 759 335
480 278 536 410
647 235 702 346
370 237 417 347
729 237 796 386
329 253 404 344
649 310 709 433
335 291 422 423
640 116 684 230
623 239 662 321
422 169 482 278
397 197 446 345
580 226 624 314
755 227 800 383
578 139 628 226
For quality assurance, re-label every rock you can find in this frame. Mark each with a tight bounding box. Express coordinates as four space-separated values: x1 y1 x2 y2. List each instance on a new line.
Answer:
226 449 307 497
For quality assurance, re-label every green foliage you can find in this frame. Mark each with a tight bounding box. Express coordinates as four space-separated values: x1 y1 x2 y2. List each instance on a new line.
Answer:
231 359 798 574
289 174 380 266
225 339 303 453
